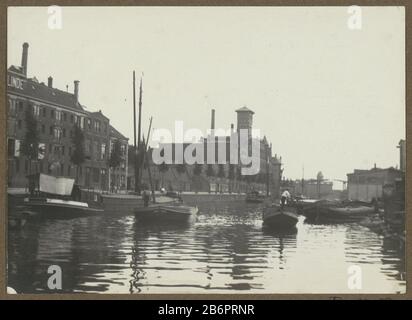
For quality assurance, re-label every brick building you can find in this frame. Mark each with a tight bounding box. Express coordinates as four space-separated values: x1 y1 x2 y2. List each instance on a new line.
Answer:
129 107 283 196
347 166 404 202
7 42 127 191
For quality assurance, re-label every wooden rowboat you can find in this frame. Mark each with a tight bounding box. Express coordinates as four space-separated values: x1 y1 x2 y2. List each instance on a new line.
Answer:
263 204 299 230
135 203 198 223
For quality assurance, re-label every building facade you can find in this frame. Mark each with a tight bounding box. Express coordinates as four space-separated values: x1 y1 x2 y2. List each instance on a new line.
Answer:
347 166 404 202
7 42 127 191
128 107 283 196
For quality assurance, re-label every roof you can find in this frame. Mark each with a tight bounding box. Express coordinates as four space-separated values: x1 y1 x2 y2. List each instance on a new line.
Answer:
7 68 84 112
348 167 402 176
8 65 24 74
89 110 109 121
109 125 128 141
235 106 255 114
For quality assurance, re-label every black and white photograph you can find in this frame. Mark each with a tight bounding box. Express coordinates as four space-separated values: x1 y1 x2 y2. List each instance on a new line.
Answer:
6 6 406 295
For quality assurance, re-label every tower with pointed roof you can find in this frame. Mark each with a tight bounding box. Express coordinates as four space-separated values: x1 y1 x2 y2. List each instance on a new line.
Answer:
235 106 254 136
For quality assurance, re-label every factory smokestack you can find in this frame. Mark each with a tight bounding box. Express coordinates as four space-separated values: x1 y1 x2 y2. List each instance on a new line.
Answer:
211 109 215 131
21 42 29 77
74 80 79 103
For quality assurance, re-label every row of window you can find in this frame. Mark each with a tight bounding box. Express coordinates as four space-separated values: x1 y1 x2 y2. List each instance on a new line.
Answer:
8 98 109 134
9 157 114 183
8 137 127 168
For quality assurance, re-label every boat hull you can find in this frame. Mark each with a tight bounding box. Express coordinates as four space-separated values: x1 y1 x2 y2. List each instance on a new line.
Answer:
135 205 198 223
263 205 299 230
22 201 104 219
302 203 375 223
100 194 179 214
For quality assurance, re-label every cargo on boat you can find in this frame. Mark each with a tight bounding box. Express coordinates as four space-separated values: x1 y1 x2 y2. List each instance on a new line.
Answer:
21 173 104 218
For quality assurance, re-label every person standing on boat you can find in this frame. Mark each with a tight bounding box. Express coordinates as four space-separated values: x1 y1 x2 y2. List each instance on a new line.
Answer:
281 189 291 208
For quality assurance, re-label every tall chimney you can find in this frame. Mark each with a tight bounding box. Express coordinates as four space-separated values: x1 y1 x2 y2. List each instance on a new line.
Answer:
74 80 79 103
211 109 215 130
230 123 234 133
21 42 29 77
47 76 53 88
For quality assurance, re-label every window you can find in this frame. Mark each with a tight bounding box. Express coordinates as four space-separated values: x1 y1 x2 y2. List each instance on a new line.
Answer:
71 115 74 123
15 158 20 173
51 109 55 118
41 124 45 134
69 147 72 156
87 118 92 129
49 126 53 135
67 165 71 176
62 146 65 155
63 112 67 121
49 144 52 153
54 145 60 155
17 120 22 129
8 99 16 116
42 107 47 117
24 160 28 173
94 141 99 159
7 139 15 158
63 128 66 138
18 101 24 112
39 161 43 173
120 144 126 156
94 120 101 132
60 164 64 176
55 110 62 121
101 143 106 160
53 127 62 140
32 105 41 117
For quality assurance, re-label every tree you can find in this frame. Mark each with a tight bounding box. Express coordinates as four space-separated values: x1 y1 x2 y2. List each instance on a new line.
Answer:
237 167 243 181
158 162 169 188
228 164 236 193
218 164 226 178
70 124 86 182
206 164 215 177
108 139 122 189
20 107 40 175
228 164 235 180
193 163 203 176
176 163 186 175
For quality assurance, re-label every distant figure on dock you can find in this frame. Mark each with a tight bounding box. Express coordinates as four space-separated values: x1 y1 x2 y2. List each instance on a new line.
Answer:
281 189 291 208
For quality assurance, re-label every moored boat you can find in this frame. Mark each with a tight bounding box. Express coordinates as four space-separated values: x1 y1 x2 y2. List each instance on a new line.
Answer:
22 173 104 218
262 204 299 230
300 199 375 223
23 197 104 218
135 203 198 223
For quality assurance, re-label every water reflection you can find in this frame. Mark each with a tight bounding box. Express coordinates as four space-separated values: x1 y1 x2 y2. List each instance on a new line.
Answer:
8 201 405 294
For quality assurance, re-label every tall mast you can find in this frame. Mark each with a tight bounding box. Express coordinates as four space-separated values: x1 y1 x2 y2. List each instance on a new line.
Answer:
133 71 138 193
136 76 143 193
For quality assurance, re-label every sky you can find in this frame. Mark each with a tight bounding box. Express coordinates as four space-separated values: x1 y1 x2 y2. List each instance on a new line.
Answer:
7 6 405 184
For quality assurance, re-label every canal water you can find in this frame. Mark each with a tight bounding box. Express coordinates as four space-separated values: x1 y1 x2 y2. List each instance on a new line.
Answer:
8 201 405 294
